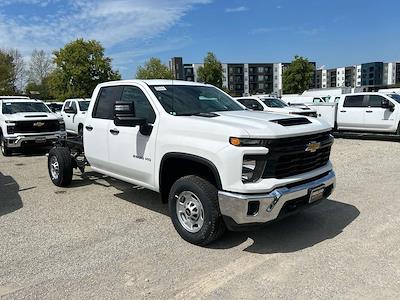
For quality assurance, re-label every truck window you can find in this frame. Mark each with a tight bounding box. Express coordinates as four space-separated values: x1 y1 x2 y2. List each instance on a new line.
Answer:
343 95 365 107
121 86 156 124
239 99 263 110
63 101 70 111
368 95 386 108
93 86 124 119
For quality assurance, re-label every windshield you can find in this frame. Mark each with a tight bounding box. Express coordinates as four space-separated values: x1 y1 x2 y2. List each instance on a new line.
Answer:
261 98 288 108
78 101 90 111
2 102 50 114
149 85 244 115
388 93 400 103
48 104 63 112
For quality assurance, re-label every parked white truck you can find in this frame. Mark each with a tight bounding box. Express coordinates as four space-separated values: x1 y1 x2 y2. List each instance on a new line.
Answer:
61 98 91 135
236 96 317 117
47 80 336 245
0 97 66 156
309 92 400 134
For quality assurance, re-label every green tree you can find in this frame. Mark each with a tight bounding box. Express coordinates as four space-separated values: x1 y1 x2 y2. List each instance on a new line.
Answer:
282 56 315 94
136 57 173 79
50 39 121 99
197 52 223 88
0 50 16 95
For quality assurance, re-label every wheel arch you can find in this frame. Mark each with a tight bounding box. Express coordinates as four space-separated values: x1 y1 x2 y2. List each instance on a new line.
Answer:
159 152 222 202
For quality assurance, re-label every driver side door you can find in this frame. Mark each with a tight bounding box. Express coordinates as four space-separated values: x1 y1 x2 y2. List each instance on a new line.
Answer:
107 85 158 189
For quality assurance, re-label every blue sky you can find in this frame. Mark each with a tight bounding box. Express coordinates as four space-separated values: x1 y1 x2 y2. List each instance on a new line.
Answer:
0 0 399 78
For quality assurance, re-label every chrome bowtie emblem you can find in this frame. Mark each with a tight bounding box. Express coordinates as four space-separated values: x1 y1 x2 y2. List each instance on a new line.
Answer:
306 141 321 153
33 122 45 127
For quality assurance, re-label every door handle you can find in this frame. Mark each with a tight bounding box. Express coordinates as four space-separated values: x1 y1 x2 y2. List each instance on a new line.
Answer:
366 110 373 113
340 110 346 113
110 129 120 135
85 126 93 131
67 115 71 117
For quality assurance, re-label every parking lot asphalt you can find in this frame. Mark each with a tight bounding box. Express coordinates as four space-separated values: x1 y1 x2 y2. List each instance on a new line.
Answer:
0 138 400 299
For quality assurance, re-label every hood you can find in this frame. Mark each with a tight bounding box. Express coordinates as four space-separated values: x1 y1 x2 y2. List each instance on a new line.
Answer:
183 110 331 139
3 112 61 121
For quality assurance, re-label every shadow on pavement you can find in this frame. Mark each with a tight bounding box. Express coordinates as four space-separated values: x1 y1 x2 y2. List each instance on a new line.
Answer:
71 171 167 215
210 199 360 254
0 172 23 217
68 171 359 253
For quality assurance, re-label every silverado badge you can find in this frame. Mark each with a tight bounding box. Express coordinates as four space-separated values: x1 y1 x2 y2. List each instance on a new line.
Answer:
33 122 45 127
305 141 321 153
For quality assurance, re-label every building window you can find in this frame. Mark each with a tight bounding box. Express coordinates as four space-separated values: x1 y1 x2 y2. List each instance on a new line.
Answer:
258 75 264 81
258 83 265 89
258 67 264 73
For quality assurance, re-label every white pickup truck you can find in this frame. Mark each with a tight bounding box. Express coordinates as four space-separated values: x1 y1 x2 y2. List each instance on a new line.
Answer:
0 97 66 156
236 96 317 117
61 98 91 135
309 92 400 134
47 80 336 245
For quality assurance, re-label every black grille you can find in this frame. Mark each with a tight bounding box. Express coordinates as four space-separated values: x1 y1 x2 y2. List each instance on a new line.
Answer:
14 120 60 133
262 131 333 179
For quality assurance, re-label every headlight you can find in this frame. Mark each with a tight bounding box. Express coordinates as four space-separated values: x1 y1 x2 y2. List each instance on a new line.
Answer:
7 125 15 134
59 120 65 131
242 155 267 183
230 137 264 147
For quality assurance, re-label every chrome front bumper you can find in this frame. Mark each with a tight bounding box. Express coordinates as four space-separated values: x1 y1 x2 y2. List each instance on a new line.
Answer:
218 171 336 225
5 132 66 148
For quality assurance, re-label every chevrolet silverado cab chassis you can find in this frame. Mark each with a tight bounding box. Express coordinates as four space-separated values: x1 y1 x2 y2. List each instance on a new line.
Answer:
47 80 336 245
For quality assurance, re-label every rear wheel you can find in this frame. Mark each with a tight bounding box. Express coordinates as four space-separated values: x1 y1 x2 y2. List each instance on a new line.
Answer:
396 122 400 135
48 147 73 187
0 135 12 156
168 175 226 246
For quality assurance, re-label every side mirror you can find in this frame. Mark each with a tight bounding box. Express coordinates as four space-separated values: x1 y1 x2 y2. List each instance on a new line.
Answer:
64 107 77 114
113 101 146 127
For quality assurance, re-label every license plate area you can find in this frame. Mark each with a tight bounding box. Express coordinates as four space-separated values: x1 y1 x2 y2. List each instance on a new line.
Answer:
309 186 325 203
35 138 47 144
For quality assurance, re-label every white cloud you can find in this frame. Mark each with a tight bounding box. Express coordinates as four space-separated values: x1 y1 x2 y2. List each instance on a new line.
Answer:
0 0 211 74
225 6 248 13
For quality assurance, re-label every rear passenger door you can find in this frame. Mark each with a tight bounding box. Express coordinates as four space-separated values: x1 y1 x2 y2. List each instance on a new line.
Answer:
107 85 158 188
337 95 366 130
364 95 396 131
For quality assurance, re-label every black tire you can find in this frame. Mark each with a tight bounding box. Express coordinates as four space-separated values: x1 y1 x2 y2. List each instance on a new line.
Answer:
48 147 73 187
168 175 226 246
396 122 400 135
0 135 12 156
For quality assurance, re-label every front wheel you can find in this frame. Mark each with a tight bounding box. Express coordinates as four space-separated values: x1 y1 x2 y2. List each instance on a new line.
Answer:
0 136 12 156
396 122 400 135
48 147 73 187
168 175 226 246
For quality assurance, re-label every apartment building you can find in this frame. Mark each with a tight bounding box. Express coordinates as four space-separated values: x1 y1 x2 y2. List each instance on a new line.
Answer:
171 57 316 96
170 57 400 95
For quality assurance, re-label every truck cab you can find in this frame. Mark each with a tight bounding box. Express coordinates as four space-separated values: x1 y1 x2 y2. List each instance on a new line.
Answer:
0 97 66 156
336 92 400 134
61 98 91 135
48 80 336 246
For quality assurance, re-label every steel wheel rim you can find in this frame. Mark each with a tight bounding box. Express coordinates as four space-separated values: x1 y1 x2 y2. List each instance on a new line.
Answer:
176 191 204 233
50 156 60 180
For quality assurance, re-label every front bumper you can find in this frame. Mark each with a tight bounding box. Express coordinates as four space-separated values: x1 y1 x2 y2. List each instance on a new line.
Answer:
5 132 66 148
218 170 336 229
